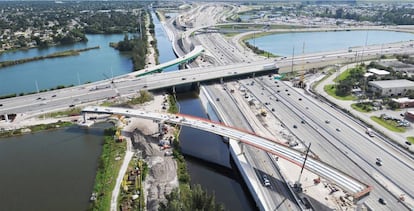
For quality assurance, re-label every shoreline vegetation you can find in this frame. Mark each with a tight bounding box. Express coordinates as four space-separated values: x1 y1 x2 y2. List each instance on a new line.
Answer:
0 46 99 68
0 121 73 138
89 127 127 211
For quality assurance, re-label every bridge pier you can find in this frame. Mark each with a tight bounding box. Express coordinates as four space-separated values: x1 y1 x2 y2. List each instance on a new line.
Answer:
220 77 224 84
172 86 176 94
4 114 9 122
237 141 245 155
82 113 86 123
158 121 165 135
252 72 255 78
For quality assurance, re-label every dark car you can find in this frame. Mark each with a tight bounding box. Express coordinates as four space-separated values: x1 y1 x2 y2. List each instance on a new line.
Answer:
69 104 75 108
378 198 387 205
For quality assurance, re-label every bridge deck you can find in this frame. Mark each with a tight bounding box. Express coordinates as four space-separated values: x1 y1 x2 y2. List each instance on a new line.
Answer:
135 45 204 77
82 106 371 201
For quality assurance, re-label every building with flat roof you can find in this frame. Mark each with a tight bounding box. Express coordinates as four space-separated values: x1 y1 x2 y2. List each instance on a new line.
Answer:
392 97 414 108
368 68 389 76
369 79 414 97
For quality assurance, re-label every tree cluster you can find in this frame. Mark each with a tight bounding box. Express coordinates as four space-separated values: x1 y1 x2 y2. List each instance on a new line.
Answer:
159 185 225 211
336 66 365 96
113 33 148 71
317 7 414 25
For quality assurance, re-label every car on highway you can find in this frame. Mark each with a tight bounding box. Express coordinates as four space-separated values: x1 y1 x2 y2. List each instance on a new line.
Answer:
69 104 75 108
376 160 383 166
378 198 387 205
325 120 330 124
262 175 271 187
336 128 341 132
52 94 57 97
293 125 297 128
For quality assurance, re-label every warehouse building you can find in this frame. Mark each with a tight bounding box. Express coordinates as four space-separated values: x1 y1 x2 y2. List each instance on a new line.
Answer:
369 79 414 97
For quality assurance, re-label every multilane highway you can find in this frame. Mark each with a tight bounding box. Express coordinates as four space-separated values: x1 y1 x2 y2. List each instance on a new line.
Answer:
1 40 412 118
238 76 413 210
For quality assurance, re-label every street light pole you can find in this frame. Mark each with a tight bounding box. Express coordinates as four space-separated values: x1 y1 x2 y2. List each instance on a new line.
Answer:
291 46 295 73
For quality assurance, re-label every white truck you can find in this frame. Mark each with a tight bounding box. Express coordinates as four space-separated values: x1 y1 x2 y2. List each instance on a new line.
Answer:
366 128 375 137
263 63 280 71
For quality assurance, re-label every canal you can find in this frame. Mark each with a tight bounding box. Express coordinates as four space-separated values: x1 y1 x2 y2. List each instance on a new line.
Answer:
0 34 133 96
247 30 414 57
0 123 111 211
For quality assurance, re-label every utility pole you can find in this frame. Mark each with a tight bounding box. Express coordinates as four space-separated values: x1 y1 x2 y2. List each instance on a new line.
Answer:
138 10 142 40
253 31 256 46
360 31 369 64
291 46 295 73
77 72 81 86
296 143 311 191
35 80 39 93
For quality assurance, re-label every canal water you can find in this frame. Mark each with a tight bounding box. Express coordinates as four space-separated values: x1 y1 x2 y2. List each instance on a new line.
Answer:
247 30 414 57
151 11 179 72
0 123 111 211
0 34 133 96
177 93 256 210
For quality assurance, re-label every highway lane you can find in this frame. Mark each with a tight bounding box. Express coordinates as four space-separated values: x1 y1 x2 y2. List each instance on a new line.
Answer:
2 38 412 117
168 4 414 209
242 77 412 210
204 84 300 210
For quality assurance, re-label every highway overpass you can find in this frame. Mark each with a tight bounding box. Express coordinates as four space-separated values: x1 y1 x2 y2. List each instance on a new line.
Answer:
133 45 204 77
81 106 372 202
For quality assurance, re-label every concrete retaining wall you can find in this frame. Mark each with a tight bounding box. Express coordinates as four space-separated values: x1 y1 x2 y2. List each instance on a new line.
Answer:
198 86 266 211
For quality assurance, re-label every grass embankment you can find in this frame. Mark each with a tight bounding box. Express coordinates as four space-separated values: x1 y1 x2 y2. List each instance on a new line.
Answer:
0 121 73 138
333 68 351 83
406 137 414 144
127 90 154 105
370 116 406 133
0 46 99 68
45 108 82 118
324 84 357 101
351 102 373 113
167 94 179 114
89 127 127 211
